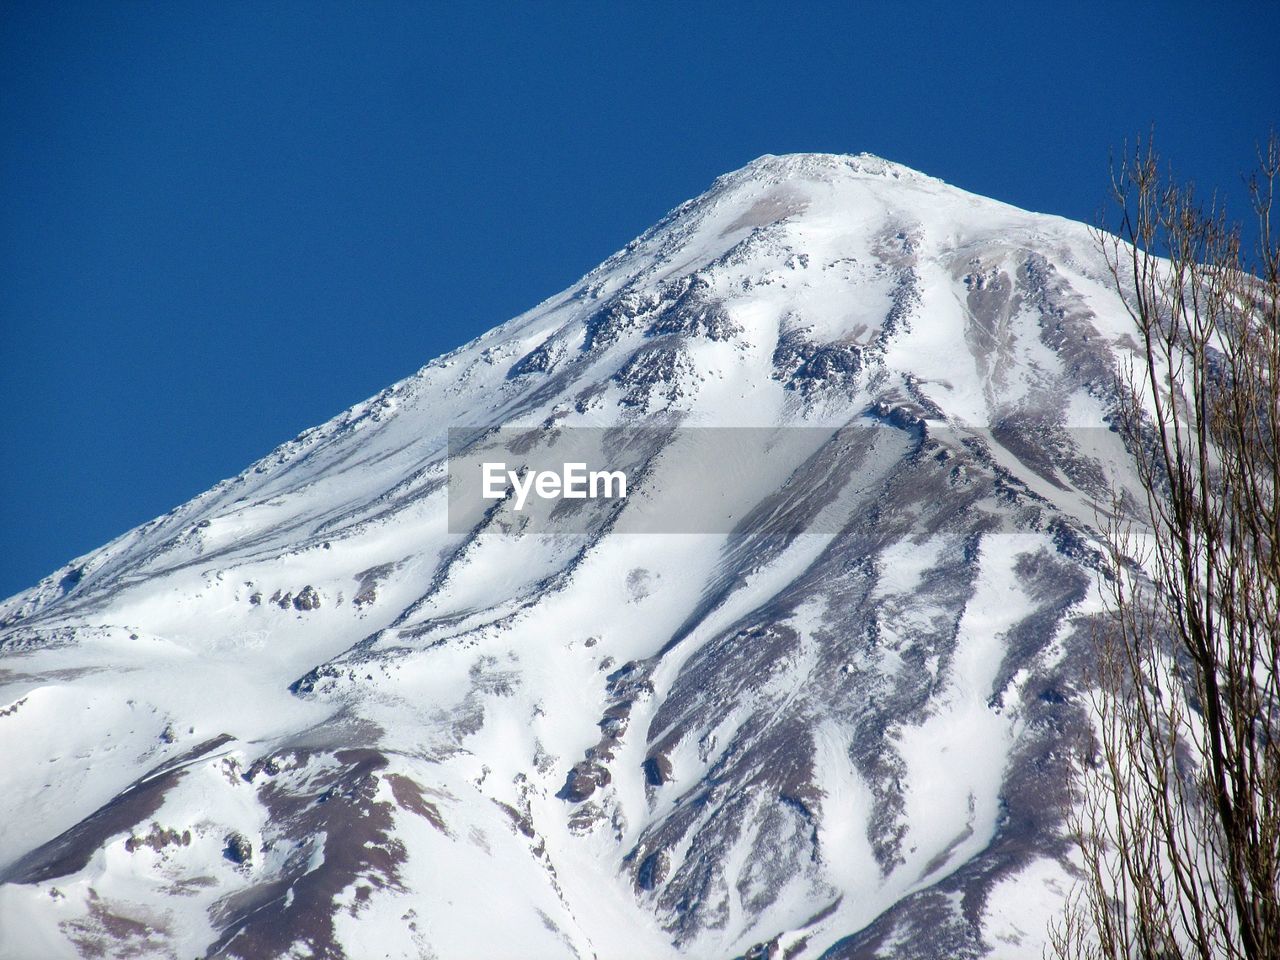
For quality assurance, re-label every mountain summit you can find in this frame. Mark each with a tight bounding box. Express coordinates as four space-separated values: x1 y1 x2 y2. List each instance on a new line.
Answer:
1 155 1140 959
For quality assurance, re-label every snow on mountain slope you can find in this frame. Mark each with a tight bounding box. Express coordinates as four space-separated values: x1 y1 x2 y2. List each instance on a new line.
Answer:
1 153 1146 959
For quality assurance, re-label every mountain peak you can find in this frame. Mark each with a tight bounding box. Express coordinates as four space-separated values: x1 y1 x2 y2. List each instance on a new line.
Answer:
727 151 939 188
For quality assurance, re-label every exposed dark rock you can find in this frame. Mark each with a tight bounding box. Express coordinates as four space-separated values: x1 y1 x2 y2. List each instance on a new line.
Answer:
583 290 657 351
223 832 253 865
352 562 395 609
773 333 866 390
243 754 285 781
557 761 612 803
124 824 191 853
636 848 670 891
507 338 563 379
58 567 83 594
293 585 321 611
613 342 694 408
645 276 739 341
643 754 672 786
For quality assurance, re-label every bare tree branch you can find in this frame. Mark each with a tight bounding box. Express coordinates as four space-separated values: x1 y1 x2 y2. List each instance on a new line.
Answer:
1050 134 1280 960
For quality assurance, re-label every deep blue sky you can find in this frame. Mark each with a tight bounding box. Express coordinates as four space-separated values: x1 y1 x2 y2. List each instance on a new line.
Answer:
2 2 1277 598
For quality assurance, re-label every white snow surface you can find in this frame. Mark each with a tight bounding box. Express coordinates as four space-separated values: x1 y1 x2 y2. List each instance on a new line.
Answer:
0 153 1146 959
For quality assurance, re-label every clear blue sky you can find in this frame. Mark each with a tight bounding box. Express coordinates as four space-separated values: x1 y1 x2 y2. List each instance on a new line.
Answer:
2 1 1277 599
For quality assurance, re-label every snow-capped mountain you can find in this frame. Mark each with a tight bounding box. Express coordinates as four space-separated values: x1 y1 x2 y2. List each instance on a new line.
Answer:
1 153 1144 959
